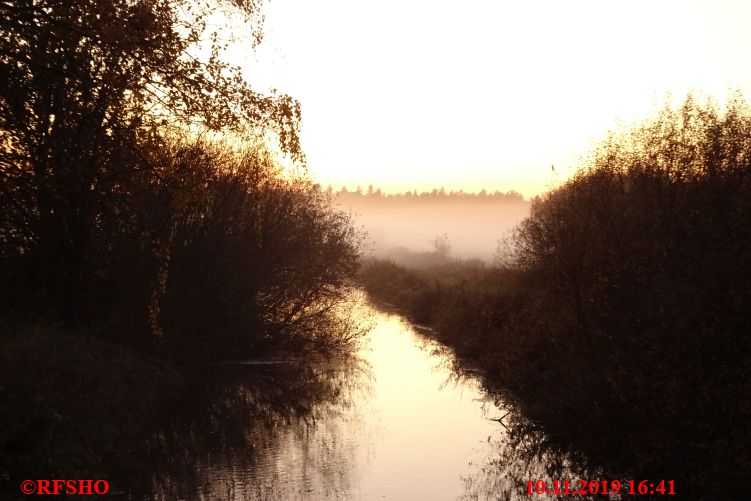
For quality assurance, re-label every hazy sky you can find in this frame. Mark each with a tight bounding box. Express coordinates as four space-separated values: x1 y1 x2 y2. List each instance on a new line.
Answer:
241 0 751 198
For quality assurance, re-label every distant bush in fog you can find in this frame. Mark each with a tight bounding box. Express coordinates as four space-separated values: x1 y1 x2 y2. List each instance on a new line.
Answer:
332 187 529 262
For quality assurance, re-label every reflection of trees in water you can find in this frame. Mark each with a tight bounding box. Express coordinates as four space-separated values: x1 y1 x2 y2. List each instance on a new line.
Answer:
407 322 493 399
461 414 623 501
432 353 624 501
406 323 621 501
124 354 373 500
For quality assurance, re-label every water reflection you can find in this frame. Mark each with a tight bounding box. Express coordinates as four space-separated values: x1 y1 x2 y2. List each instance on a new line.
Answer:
124 355 371 500
460 413 624 501
119 300 608 500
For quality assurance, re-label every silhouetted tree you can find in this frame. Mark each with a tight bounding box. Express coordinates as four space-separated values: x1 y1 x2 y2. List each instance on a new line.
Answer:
0 0 301 324
430 233 451 258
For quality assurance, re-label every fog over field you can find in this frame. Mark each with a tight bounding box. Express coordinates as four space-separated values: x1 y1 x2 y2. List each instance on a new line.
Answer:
332 189 530 262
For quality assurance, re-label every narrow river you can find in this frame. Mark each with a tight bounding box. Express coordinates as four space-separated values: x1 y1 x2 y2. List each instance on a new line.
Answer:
122 300 594 500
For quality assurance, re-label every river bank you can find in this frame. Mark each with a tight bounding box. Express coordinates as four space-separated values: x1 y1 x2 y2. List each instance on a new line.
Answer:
0 324 185 496
358 258 751 500
113 301 513 500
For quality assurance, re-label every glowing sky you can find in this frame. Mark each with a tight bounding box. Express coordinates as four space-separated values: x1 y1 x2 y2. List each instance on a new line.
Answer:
243 0 751 197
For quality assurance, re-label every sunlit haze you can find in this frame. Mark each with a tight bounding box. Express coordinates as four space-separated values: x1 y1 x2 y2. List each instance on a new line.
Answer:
4 2 750 497
239 0 751 198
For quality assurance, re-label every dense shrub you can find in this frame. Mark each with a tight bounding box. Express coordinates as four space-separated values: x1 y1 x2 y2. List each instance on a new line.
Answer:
0 1 365 360
140 142 364 359
2 139 364 360
361 95 751 498
510 95 751 494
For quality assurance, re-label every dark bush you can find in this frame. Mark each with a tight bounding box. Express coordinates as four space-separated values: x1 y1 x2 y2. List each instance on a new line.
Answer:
510 95 751 494
361 95 751 498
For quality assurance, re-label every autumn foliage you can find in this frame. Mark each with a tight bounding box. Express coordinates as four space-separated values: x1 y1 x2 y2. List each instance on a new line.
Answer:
0 1 362 359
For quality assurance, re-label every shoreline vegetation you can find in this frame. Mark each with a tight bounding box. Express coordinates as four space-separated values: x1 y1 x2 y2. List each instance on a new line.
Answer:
1 1 750 498
0 0 366 492
360 95 751 499
0 325 185 488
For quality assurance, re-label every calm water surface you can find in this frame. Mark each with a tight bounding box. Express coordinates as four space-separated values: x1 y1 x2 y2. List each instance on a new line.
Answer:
122 300 598 500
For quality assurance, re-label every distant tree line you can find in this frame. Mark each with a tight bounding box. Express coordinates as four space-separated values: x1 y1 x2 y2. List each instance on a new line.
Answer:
330 185 525 202
360 94 751 499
